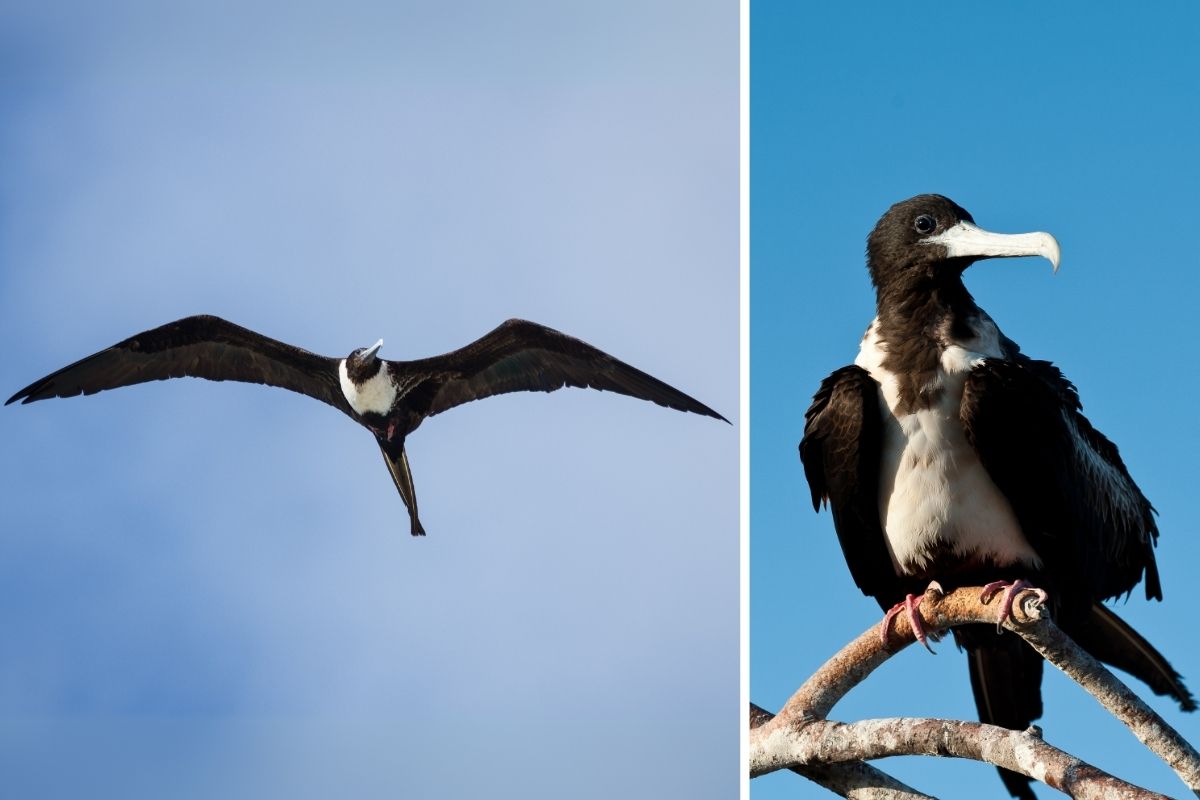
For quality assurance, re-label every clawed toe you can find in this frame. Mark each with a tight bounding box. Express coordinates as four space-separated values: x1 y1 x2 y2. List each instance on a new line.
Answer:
980 579 1049 632
880 582 943 653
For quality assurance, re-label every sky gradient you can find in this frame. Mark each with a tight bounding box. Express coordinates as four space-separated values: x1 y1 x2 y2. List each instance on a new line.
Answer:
752 3 1199 798
0 2 738 797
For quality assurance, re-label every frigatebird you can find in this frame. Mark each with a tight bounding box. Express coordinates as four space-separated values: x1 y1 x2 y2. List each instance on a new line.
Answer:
8 315 726 535
799 195 1193 799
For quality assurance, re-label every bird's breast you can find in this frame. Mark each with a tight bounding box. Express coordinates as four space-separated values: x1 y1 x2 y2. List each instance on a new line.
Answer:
855 318 1042 578
338 361 399 416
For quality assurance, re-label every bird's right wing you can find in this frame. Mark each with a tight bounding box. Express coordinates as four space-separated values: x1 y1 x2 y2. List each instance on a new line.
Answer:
392 319 727 422
800 365 898 603
7 315 353 416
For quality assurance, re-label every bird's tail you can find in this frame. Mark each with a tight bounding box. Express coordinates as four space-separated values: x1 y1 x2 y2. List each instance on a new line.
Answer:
1070 603 1196 711
378 440 427 536
957 625 1043 800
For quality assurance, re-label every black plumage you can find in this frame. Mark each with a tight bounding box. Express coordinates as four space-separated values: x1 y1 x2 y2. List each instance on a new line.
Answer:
800 195 1193 800
8 314 727 535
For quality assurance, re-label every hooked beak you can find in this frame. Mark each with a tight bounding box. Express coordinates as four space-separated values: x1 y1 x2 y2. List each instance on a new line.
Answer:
926 220 1061 273
362 339 384 360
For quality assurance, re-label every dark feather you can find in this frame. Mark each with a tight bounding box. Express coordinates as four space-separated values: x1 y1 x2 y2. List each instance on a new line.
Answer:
1071 604 1195 711
800 366 899 602
378 440 426 537
960 358 1160 604
392 319 728 422
6 315 351 415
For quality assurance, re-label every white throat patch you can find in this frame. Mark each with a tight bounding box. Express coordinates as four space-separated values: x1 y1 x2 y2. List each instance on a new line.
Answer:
338 360 397 416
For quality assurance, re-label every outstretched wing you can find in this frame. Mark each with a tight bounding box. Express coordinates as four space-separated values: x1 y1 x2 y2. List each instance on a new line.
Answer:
392 319 727 422
800 365 899 604
7 315 352 416
960 358 1160 603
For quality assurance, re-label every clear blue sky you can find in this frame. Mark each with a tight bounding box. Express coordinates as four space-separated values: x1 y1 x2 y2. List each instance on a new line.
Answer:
0 2 737 798
752 2 1199 799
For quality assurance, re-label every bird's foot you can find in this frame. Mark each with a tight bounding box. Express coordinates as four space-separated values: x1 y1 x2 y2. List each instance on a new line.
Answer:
386 421 397 441
879 581 944 653
980 579 1049 633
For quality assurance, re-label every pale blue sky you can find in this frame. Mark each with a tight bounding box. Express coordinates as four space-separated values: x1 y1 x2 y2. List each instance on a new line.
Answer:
753 2 1200 798
0 2 738 797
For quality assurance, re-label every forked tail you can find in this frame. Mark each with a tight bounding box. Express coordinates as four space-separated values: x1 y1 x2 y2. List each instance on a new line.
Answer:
378 440 427 536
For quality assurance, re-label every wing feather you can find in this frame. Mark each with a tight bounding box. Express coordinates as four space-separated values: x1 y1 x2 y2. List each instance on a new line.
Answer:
960 358 1159 602
800 365 898 603
7 315 352 416
393 319 726 421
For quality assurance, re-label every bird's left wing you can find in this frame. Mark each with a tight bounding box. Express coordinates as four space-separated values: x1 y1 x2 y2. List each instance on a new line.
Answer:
7 315 353 416
800 365 899 603
960 358 1160 603
392 319 727 422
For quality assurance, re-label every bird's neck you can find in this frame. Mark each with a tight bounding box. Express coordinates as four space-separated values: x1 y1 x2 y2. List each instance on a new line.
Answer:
875 275 978 346
870 277 982 413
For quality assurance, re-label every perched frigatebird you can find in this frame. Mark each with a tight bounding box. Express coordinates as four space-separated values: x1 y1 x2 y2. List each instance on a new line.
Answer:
799 195 1193 799
8 315 726 535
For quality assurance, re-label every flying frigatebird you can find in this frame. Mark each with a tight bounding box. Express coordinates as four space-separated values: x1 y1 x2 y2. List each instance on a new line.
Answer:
8 315 727 535
799 194 1194 799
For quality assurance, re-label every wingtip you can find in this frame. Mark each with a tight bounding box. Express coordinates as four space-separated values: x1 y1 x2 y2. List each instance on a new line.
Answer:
685 399 729 424
689 405 730 424
7 378 48 406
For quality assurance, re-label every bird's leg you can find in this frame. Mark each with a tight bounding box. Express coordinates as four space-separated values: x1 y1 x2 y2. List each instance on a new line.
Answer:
879 581 944 653
980 579 1050 633
365 421 398 443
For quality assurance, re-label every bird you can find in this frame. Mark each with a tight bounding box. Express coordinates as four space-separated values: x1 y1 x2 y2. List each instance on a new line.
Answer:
8 314 727 535
798 194 1194 799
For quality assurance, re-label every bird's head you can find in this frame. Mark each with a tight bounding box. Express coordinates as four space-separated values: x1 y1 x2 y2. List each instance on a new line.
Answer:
866 194 1060 294
345 339 384 383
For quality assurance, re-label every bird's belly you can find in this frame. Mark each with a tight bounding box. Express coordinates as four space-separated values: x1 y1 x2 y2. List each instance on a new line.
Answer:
879 405 1041 578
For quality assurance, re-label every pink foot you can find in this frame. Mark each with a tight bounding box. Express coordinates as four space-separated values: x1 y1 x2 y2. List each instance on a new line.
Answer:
980 579 1049 632
879 582 944 653
386 421 397 441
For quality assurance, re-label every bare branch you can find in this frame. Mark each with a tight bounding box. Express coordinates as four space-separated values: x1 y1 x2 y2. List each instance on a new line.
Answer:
749 703 935 800
752 715 1169 800
1004 595 1200 794
750 585 1200 797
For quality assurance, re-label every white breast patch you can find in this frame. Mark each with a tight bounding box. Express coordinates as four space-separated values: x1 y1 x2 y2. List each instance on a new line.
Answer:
855 317 1042 576
338 360 398 416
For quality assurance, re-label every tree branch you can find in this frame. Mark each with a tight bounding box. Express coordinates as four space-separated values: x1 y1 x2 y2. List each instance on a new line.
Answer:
752 715 1169 800
750 585 1200 798
1003 592 1200 794
749 703 934 800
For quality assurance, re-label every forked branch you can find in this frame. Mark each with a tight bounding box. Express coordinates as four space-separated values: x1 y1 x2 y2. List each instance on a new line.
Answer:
750 585 1200 798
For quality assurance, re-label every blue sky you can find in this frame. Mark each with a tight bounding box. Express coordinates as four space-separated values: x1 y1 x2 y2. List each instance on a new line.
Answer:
752 2 1199 798
0 2 737 797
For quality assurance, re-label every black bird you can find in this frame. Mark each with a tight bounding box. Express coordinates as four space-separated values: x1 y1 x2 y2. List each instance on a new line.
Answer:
799 195 1193 799
8 315 726 535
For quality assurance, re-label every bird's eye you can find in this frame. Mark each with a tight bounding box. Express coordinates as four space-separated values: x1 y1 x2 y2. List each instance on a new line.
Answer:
914 214 936 234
